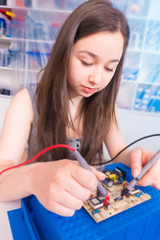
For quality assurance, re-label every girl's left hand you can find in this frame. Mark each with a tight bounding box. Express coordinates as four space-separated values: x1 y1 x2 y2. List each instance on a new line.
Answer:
130 147 160 190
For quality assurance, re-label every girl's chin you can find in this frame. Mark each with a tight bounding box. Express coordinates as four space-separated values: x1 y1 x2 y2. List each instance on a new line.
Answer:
69 88 97 99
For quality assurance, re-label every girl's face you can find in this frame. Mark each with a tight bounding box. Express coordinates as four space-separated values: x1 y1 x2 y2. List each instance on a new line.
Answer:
67 31 124 99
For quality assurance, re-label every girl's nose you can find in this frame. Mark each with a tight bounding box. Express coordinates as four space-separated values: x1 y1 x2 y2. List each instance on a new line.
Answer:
88 68 102 85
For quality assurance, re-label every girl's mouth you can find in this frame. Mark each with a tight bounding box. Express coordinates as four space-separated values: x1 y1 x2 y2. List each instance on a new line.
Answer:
82 86 97 94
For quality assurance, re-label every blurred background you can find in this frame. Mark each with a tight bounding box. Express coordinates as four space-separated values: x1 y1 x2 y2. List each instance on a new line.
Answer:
0 0 160 153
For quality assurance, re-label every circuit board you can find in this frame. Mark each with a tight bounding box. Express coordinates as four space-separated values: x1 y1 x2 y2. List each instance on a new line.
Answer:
83 167 151 223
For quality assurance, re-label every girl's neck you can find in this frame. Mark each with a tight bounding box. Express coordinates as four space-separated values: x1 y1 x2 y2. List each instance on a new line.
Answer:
67 96 83 139
69 96 82 120
70 95 83 107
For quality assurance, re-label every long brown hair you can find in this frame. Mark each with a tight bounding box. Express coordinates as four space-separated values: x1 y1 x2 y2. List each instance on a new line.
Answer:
34 0 130 164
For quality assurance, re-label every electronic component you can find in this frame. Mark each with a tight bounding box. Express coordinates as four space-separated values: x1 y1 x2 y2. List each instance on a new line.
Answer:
83 167 151 223
113 166 126 180
103 200 111 209
129 187 140 195
114 196 123 202
88 197 103 210
103 167 126 186
102 176 113 187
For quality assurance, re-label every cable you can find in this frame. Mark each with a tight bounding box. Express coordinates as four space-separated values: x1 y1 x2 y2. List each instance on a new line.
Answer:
0 134 160 175
0 144 75 176
91 133 160 166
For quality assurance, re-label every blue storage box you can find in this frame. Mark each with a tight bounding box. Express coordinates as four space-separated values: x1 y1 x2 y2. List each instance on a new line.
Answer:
8 163 160 240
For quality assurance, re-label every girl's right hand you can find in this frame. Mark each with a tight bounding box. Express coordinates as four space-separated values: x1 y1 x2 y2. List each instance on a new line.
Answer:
28 160 100 216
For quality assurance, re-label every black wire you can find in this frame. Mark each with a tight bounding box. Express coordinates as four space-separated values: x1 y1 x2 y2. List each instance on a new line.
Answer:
91 134 160 166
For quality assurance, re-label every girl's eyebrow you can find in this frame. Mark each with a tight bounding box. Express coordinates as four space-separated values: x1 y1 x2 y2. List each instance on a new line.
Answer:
78 50 120 63
78 50 97 58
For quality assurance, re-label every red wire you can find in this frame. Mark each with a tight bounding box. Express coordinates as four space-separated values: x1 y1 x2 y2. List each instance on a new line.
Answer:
0 144 75 176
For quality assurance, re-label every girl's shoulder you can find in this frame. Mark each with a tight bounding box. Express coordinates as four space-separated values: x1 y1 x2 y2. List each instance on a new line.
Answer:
8 88 34 124
0 88 34 165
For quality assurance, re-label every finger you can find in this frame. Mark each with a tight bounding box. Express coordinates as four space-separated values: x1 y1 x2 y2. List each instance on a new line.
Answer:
137 172 153 187
151 182 160 190
57 189 84 210
63 177 92 201
47 184 84 211
138 163 160 189
131 148 142 177
90 166 106 181
71 166 98 192
47 200 76 217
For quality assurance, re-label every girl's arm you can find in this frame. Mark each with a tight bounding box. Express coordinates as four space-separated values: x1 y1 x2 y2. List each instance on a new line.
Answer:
0 88 33 166
0 88 34 199
0 90 105 216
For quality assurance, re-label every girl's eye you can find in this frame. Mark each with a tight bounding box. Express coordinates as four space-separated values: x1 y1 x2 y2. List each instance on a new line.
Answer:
81 60 93 66
105 67 114 72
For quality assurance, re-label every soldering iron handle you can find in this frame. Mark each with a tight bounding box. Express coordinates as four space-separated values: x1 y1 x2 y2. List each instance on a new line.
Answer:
74 150 108 197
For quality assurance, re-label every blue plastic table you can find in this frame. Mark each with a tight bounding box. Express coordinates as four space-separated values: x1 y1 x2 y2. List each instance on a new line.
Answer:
8 163 160 240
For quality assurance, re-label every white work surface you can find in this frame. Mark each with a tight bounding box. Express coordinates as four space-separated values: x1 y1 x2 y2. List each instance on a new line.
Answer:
0 200 21 240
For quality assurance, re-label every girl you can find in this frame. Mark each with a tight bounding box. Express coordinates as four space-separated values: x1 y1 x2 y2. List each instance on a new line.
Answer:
0 0 159 217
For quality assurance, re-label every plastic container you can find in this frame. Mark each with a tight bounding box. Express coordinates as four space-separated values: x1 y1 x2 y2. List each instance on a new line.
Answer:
0 18 6 37
6 21 13 38
8 163 160 240
33 23 43 40
49 22 62 40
